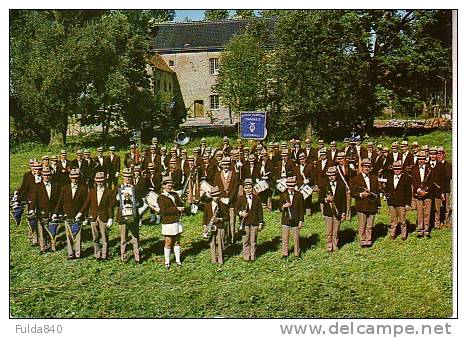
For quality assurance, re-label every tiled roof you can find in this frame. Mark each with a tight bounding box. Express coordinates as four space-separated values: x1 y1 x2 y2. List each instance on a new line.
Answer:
152 19 275 53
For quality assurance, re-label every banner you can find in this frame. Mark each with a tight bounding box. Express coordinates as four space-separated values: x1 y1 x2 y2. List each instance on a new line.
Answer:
240 112 267 140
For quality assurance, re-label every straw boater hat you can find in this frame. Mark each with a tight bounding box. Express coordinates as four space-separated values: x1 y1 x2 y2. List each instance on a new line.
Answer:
391 142 398 149
122 168 133 178
361 158 372 167
326 166 337 176
281 149 289 156
201 138 206 143
392 161 403 170
109 146 116 151
376 144 383 150
181 149 187 154
60 149 67 155
210 186 221 197
94 172 105 181
76 149 83 155
412 141 419 147
367 142 373 148
97 146 103 152
337 152 345 159
133 166 141 173
223 136 229 142
83 149 90 155
437 147 445 153
243 178 253 187
42 155 49 160
220 157 231 165
147 163 156 170
169 158 178 164
286 176 296 186
401 140 408 146
130 144 136 149
69 168 80 178
318 139 324 145
42 168 52 176
319 148 327 156
193 147 200 153
162 176 173 185
382 147 389 152
29 159 36 167
152 136 158 143
429 147 437 154
150 144 156 150
330 141 336 147
417 151 426 158
305 138 311 144
298 152 306 160
248 154 256 162
187 156 195 162
33 161 43 170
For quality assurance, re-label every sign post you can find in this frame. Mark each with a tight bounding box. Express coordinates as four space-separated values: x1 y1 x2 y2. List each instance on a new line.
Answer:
240 111 267 140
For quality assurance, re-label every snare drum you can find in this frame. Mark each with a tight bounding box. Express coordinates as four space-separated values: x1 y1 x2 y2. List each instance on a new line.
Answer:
145 191 160 211
253 180 269 194
276 178 287 193
200 180 214 198
299 184 313 200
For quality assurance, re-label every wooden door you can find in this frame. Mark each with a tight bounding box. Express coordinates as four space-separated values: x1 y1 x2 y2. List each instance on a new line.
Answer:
194 100 204 117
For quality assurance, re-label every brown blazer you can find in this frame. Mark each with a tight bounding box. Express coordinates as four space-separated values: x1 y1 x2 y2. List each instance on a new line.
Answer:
295 162 315 186
275 159 297 181
319 180 347 217
203 200 229 229
158 192 183 224
350 173 381 214
411 164 433 200
17 171 38 202
107 154 121 176
235 194 264 226
54 183 88 218
279 190 305 226
30 181 61 219
79 187 114 222
213 170 240 204
315 159 332 189
385 173 412 207
254 159 275 181
427 161 445 198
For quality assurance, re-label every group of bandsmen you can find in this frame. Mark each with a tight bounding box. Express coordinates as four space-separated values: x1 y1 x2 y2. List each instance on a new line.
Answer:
11 135 452 268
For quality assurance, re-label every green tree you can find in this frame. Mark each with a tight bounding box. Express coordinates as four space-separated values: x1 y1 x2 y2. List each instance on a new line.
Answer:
204 10 230 21
234 10 256 18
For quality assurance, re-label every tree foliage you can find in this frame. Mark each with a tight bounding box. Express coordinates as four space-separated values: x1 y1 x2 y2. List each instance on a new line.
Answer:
10 10 179 146
215 10 452 140
204 10 230 21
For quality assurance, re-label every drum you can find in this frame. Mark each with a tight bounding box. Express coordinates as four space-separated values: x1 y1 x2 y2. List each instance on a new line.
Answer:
299 184 313 200
145 191 159 211
253 180 269 194
200 180 213 198
276 178 287 193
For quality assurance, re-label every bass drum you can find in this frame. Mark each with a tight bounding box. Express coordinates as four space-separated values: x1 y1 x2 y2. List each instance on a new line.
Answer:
254 180 269 194
299 184 313 200
276 178 287 193
145 191 160 211
200 180 213 198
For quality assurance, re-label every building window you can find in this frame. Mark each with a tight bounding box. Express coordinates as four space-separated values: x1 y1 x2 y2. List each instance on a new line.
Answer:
210 95 219 110
209 58 219 75
169 60 174 67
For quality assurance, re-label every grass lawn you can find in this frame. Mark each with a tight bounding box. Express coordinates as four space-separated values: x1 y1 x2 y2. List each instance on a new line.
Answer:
9 130 454 318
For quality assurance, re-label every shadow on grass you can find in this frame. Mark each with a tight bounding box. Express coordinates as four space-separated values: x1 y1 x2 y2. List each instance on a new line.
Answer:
139 237 165 261
339 228 357 248
180 239 209 258
256 235 281 257
301 233 319 253
373 222 388 241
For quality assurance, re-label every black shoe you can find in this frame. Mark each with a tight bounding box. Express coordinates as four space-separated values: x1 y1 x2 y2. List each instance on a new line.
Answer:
281 255 288 259
425 233 431 238
165 263 170 270
401 236 408 241
296 254 302 259
417 233 423 238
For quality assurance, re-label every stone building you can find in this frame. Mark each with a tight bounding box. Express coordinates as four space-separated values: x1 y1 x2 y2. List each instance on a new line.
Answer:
151 19 252 128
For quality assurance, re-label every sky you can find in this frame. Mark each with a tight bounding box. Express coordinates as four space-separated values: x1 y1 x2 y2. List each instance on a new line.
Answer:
174 10 247 22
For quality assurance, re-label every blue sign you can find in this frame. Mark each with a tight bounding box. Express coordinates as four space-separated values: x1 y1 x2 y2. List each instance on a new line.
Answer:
240 112 267 140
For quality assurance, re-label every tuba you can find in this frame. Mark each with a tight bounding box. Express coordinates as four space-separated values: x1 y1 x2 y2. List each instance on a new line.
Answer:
174 130 190 146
